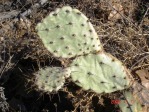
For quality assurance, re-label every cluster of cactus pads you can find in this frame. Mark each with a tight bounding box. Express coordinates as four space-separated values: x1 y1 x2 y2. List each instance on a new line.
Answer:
35 6 133 93
34 6 142 111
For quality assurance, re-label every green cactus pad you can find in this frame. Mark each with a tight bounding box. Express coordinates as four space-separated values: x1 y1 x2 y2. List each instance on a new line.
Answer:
119 91 143 112
132 82 149 107
34 67 70 93
69 52 132 93
36 6 102 58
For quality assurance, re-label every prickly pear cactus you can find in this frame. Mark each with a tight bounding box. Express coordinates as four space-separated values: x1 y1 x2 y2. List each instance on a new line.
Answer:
33 67 71 93
119 91 143 112
132 82 149 107
69 52 132 93
36 6 102 58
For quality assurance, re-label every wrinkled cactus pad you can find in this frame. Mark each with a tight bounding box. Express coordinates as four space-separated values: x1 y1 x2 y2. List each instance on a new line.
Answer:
69 52 132 93
132 82 149 107
119 91 143 112
33 67 71 93
36 6 102 58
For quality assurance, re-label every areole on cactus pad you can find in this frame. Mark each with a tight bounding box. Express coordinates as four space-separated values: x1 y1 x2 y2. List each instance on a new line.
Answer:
36 6 102 58
69 52 133 93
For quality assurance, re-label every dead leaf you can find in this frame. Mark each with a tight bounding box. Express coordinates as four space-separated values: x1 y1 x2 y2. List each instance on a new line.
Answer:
136 69 149 89
108 3 124 21
136 69 149 80
142 81 149 90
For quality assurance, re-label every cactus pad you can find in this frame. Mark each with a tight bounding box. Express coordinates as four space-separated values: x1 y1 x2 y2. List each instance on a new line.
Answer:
69 52 132 93
119 91 143 112
36 6 102 58
33 67 70 93
132 82 149 107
